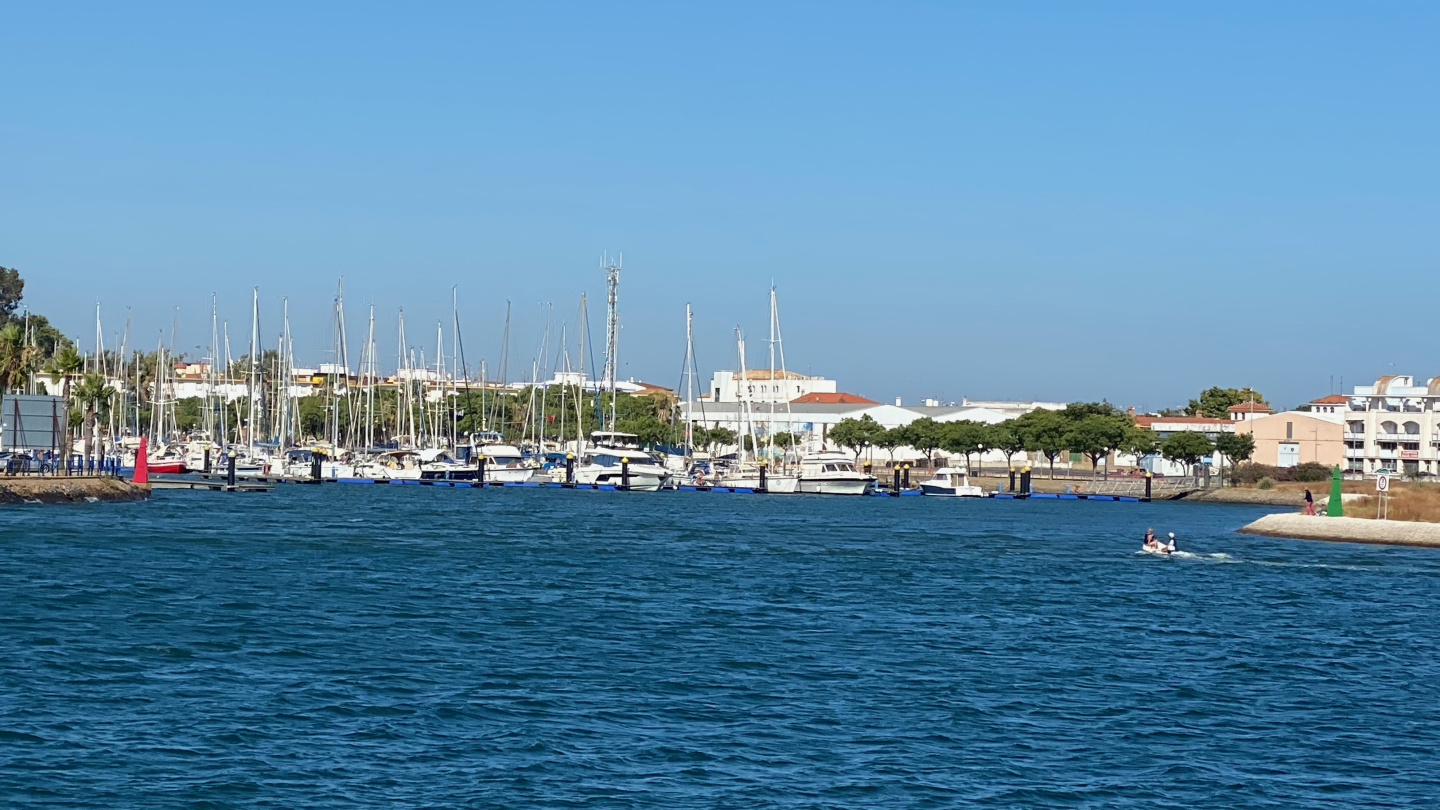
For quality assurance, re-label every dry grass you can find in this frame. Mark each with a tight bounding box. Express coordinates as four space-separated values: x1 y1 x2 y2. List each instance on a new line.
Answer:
1348 484 1440 523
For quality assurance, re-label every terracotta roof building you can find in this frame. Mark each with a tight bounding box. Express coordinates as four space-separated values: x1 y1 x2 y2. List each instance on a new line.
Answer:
790 392 879 405
1229 402 1275 421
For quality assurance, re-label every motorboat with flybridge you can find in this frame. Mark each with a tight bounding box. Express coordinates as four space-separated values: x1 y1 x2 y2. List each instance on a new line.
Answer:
796 451 875 495
574 431 671 491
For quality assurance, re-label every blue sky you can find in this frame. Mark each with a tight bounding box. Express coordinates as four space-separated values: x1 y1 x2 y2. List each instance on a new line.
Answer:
3 2 1436 410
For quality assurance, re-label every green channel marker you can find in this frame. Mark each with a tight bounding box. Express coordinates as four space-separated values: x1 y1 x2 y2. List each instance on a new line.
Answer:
1327 466 1345 517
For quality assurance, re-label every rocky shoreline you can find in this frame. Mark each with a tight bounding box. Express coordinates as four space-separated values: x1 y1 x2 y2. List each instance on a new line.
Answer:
1239 513 1440 548
0 476 151 505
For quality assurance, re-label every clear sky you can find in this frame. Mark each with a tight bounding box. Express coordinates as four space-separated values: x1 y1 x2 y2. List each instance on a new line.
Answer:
3 2 1436 410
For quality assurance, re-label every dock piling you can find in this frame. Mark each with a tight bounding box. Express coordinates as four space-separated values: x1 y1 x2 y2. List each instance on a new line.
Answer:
226 450 237 488
621 457 631 490
565 453 575 484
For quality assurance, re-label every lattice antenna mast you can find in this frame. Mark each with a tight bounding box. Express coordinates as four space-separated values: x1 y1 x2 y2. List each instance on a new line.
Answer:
601 252 622 430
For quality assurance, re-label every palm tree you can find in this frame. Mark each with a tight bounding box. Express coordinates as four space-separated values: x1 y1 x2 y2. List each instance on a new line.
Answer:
0 323 41 429
72 372 116 471
45 343 82 443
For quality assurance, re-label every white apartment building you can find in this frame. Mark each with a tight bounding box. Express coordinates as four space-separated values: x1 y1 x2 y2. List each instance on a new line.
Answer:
704 370 837 404
1335 375 1440 477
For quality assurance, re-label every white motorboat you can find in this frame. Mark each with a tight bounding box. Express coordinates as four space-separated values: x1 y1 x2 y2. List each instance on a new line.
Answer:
477 444 540 483
574 432 671 491
919 467 985 497
281 447 357 481
796 451 875 496
715 461 799 492
352 448 480 482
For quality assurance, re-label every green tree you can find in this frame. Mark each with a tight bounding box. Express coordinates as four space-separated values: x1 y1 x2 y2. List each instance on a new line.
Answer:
1064 414 1131 478
828 415 884 463
1161 431 1215 471
23 314 71 358
72 372 116 466
875 426 905 464
0 267 22 323
940 420 986 474
616 414 670 447
901 417 945 465
176 397 203 432
1061 401 1125 421
1186 387 1267 419
1120 426 1159 467
0 324 41 432
992 420 1026 470
698 426 736 454
1013 408 1070 478
1215 431 1255 465
45 344 83 419
1214 431 1256 486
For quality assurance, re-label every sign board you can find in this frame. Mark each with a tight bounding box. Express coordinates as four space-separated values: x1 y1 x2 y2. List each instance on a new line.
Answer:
1376 474 1390 493
1401 450 1420 460
0 395 65 453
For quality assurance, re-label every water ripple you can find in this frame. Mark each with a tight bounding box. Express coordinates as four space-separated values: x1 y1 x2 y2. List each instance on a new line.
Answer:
2 489 1439 807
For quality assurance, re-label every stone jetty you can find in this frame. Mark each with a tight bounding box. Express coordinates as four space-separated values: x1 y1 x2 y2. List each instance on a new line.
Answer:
1240 513 1440 548
0 476 151 505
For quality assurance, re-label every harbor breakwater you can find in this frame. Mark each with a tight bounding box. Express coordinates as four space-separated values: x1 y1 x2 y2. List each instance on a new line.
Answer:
0 476 150 505
1240 513 1440 548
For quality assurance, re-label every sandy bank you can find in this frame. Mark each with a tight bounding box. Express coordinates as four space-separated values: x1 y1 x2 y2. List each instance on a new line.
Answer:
1239 513 1440 548
0 476 151 505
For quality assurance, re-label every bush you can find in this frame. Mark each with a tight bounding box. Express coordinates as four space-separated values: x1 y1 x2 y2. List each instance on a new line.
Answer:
1230 463 1289 485
1257 477 1275 490
1293 462 1331 482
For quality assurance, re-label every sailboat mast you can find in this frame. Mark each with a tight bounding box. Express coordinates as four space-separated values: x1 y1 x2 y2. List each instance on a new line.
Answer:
364 306 375 449
736 327 751 465
247 287 260 453
280 298 293 448
685 304 694 453
207 296 219 442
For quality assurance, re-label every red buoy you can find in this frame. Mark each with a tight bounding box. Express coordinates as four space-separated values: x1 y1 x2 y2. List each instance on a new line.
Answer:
133 437 150 484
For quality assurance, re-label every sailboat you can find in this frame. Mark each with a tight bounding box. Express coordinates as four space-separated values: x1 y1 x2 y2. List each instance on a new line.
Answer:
715 290 799 492
570 256 671 491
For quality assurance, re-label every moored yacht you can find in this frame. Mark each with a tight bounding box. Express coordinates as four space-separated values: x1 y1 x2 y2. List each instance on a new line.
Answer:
574 431 670 491
352 448 479 481
715 461 799 493
477 443 540 483
919 467 985 497
796 451 875 496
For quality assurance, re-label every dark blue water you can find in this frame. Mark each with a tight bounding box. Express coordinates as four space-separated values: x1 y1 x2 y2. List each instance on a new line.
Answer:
3 488 1438 807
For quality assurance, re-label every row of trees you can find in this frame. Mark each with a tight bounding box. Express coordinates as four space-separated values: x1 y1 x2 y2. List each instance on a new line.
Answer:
826 402 1257 478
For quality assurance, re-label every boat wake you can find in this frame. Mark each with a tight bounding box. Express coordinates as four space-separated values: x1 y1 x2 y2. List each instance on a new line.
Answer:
1136 549 1235 562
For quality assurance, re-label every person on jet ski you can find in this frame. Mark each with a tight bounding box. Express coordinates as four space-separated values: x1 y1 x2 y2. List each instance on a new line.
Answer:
1143 528 1163 552
1165 532 1177 553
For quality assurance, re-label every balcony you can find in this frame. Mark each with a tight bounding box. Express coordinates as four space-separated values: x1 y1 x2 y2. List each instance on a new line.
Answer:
1377 449 1399 460
1374 433 1416 442
1345 448 1366 459
1344 431 1366 440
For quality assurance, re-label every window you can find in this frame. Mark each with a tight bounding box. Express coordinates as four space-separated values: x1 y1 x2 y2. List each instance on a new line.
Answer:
1286 421 1293 440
